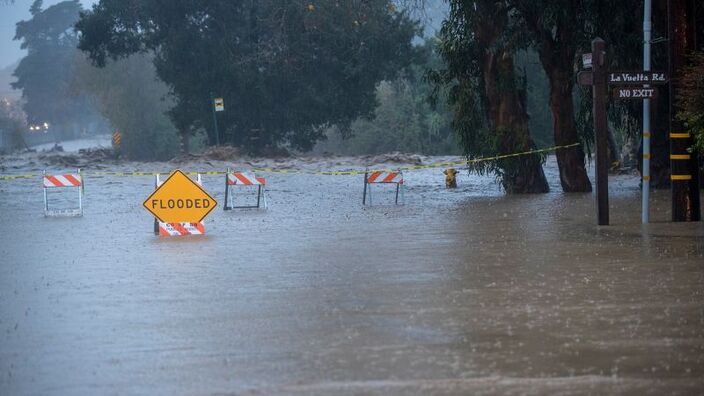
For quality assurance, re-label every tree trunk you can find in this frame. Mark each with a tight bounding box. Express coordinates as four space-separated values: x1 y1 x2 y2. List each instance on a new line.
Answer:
483 51 550 193
520 5 592 193
546 69 592 192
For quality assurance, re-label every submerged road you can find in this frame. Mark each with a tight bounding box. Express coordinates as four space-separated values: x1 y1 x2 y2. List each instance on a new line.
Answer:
1 158 703 395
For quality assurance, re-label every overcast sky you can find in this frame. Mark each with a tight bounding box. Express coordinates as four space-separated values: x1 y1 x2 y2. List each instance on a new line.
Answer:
0 0 97 69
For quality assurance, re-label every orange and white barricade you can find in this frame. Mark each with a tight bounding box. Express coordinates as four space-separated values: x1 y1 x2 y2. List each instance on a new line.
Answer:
153 173 205 236
43 169 83 216
224 169 267 210
363 170 404 205
157 222 205 236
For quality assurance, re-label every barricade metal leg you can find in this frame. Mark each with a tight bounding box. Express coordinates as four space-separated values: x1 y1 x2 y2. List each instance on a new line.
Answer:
363 172 368 205
43 170 49 216
153 174 160 235
78 168 83 216
256 185 262 208
43 187 48 215
395 183 400 205
224 168 231 211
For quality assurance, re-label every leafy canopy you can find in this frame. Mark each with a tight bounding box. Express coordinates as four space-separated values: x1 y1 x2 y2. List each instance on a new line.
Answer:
12 0 88 127
76 1 419 152
677 52 704 153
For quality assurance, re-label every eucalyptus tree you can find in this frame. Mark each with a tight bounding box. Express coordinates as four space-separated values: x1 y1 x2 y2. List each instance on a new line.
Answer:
431 0 549 193
511 0 643 191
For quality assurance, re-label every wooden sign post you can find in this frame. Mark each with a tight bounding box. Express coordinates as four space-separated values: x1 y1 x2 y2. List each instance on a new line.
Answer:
579 38 671 226
591 38 609 226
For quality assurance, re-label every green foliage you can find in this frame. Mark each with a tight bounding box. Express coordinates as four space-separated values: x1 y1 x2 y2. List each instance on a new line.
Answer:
12 1 94 131
427 2 486 160
76 1 419 154
429 1 532 173
315 42 457 155
515 50 553 148
677 51 704 153
428 1 553 193
515 0 643 146
75 53 179 160
0 99 25 151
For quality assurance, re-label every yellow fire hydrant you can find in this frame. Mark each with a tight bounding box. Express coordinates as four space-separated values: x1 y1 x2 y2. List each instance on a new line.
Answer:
443 168 458 188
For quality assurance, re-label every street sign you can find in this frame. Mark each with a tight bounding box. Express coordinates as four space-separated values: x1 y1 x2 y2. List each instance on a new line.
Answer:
612 86 659 100
143 170 217 223
582 53 593 69
608 71 668 85
214 97 225 112
577 71 593 86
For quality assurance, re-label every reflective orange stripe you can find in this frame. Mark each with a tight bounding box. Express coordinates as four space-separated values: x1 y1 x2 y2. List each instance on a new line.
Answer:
46 175 63 187
63 174 82 186
171 223 190 235
671 174 692 181
366 172 380 183
382 172 399 183
194 223 205 234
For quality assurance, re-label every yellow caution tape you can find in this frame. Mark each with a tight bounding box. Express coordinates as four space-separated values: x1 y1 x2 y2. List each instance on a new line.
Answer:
0 174 39 180
251 143 582 175
0 143 580 181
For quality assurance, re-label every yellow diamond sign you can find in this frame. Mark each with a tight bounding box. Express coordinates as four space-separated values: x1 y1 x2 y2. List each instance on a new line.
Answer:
143 170 217 223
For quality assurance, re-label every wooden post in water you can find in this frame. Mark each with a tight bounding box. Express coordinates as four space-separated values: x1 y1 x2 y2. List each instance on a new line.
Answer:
592 38 609 226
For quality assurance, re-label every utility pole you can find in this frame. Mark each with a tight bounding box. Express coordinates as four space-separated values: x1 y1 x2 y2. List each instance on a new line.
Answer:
211 94 222 146
642 0 652 223
668 0 701 222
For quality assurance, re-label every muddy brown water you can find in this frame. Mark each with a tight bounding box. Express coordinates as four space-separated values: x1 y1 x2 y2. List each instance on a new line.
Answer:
0 157 703 395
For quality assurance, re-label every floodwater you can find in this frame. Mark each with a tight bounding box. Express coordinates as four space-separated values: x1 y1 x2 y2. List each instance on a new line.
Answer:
31 135 113 153
0 155 703 395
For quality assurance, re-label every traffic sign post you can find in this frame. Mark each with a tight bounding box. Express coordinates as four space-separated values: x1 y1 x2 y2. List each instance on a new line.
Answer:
608 71 665 223
211 95 223 146
579 39 674 226
578 40 610 225
642 0 652 224
143 170 217 226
